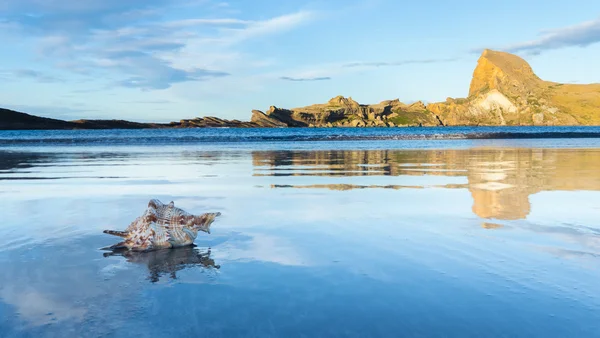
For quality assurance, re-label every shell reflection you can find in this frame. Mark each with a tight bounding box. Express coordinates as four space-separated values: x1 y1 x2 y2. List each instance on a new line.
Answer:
103 245 220 283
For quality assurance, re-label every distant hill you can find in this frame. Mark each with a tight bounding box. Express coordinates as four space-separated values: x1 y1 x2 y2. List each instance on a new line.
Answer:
0 108 76 130
0 107 166 130
2 49 599 129
0 108 275 130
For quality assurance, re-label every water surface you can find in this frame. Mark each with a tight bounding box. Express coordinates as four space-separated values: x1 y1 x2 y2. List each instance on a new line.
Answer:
1 128 600 337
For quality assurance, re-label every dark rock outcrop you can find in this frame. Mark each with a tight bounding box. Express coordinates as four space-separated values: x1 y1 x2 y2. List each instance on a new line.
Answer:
175 116 256 128
1 108 79 130
0 108 286 130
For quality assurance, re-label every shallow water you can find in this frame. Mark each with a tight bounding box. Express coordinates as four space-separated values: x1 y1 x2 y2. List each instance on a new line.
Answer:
1 129 600 337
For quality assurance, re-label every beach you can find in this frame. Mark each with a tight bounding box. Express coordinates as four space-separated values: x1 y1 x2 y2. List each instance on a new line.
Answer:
1 127 600 337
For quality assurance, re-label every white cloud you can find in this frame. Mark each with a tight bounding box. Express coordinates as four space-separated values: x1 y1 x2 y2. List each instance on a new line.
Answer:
163 18 250 28
501 17 600 54
1 0 316 90
274 57 459 81
227 11 314 42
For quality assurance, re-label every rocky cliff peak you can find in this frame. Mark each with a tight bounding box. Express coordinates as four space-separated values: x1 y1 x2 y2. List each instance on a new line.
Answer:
408 101 426 110
267 106 278 114
377 99 403 107
328 96 360 107
468 49 542 98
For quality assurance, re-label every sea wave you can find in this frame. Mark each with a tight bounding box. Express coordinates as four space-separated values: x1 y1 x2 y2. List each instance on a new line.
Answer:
1 128 600 146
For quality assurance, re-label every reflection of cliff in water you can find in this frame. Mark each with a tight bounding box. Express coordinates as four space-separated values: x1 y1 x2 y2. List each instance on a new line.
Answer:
103 246 219 283
253 148 600 220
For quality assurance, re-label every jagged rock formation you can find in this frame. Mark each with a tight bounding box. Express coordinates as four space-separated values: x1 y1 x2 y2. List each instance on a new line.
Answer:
175 116 264 128
252 96 440 128
428 49 600 126
250 110 288 127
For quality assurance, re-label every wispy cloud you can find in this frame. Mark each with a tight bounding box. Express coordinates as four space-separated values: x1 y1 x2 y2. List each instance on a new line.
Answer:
1 1 314 90
343 58 458 68
162 18 250 28
274 57 458 82
485 17 600 55
100 50 230 90
280 76 331 82
119 99 173 104
227 11 313 43
0 69 63 83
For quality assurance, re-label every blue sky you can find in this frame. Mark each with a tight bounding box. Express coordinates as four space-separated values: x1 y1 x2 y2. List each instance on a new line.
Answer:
1 0 600 122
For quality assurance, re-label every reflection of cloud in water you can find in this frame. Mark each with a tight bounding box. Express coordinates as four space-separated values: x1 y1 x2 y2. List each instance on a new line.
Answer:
213 232 307 266
0 288 86 326
485 219 600 264
542 247 600 261
530 223 600 252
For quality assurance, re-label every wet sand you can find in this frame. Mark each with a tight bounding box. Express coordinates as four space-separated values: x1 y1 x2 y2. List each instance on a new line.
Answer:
1 142 600 337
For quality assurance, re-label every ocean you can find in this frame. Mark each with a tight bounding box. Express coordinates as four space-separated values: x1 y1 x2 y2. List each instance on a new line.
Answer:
1 127 600 337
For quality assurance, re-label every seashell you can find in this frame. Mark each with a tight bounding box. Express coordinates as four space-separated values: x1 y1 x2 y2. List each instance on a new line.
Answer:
102 199 221 252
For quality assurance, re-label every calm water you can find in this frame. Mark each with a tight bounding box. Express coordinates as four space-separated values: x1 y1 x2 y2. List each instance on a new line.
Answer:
1 128 600 337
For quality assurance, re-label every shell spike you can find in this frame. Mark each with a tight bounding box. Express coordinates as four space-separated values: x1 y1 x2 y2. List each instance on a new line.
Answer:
148 199 163 209
194 212 221 234
103 230 129 238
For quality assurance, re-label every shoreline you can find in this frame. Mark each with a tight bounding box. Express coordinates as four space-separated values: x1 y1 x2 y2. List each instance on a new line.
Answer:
4 124 600 132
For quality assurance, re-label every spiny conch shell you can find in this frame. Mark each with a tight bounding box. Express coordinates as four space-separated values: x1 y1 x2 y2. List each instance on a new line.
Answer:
102 199 221 252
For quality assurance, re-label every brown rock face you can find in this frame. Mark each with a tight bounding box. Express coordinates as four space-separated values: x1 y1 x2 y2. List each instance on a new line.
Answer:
253 96 441 128
468 49 542 98
328 95 361 108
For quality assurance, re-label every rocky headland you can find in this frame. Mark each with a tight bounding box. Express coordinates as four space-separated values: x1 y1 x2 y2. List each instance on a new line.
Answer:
428 49 600 126
251 49 600 127
2 49 599 130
